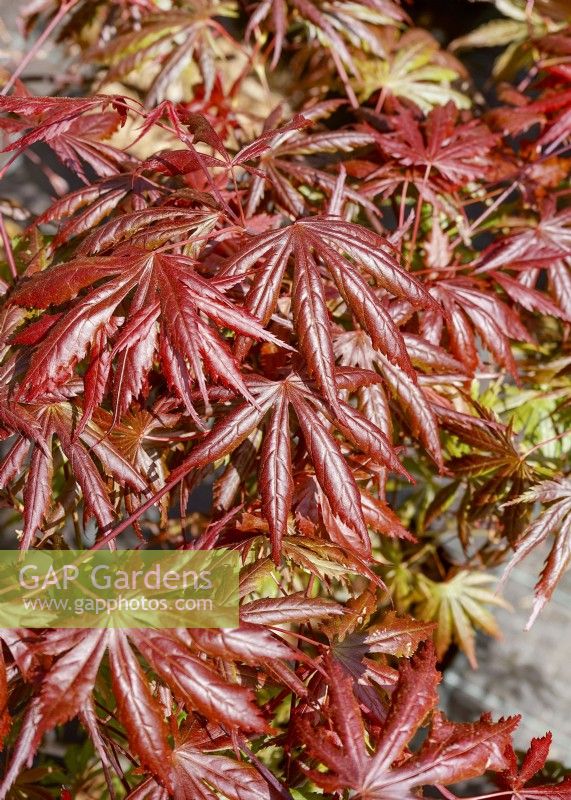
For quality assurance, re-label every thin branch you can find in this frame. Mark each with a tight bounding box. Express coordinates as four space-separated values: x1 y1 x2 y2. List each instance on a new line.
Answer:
0 0 79 96
0 214 17 281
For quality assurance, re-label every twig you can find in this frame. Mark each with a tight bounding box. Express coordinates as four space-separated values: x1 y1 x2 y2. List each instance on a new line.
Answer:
0 213 17 281
0 0 78 96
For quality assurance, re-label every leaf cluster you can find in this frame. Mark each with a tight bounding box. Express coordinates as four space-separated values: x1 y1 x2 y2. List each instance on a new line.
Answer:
1 0 571 796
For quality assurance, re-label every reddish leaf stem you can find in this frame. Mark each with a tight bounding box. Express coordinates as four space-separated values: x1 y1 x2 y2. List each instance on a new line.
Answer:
0 0 78 96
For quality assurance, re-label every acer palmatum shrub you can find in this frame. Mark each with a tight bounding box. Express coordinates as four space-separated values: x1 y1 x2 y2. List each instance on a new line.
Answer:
0 0 571 796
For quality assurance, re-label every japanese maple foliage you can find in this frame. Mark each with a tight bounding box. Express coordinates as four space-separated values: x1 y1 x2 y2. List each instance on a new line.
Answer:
1 0 571 797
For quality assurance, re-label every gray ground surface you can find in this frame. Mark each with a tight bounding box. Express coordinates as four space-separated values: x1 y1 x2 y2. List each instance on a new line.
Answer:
1 0 571 767
440 549 571 761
